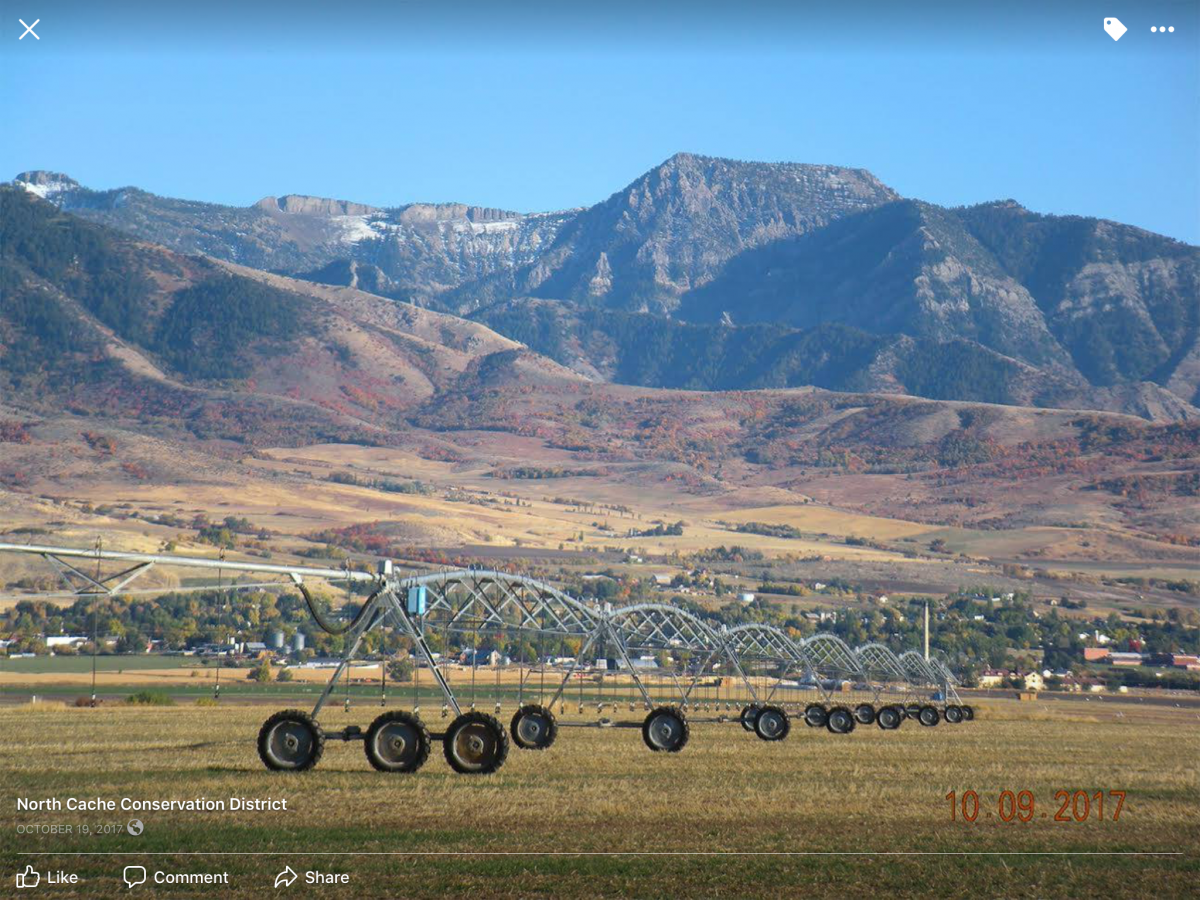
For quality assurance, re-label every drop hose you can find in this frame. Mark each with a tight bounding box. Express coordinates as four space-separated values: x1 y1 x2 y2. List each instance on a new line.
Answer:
295 581 382 636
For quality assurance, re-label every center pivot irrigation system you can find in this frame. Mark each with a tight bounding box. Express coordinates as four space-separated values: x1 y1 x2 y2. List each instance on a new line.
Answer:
0 542 973 775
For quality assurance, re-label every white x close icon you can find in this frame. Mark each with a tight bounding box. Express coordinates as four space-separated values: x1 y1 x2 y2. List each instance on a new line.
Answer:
19 18 40 40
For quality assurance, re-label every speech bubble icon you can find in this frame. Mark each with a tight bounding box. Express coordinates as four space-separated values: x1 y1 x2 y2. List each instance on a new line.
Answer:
1104 17 1127 41
123 865 146 889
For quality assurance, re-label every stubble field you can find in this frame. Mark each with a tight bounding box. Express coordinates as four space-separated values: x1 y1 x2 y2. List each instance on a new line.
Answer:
2 700 1197 898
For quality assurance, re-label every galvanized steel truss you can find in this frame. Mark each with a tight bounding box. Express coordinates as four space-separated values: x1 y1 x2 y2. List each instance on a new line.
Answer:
0 544 962 717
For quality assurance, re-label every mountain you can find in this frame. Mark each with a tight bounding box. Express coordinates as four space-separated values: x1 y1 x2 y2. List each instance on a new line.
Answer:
472 298 1052 403
11 156 1199 420
680 200 1065 363
0 186 556 445
4 184 1197 544
450 152 899 314
958 201 1200 396
10 170 571 309
12 154 895 317
678 199 1200 411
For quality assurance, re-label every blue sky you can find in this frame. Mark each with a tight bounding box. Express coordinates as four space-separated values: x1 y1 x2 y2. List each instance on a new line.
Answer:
2 0 1198 242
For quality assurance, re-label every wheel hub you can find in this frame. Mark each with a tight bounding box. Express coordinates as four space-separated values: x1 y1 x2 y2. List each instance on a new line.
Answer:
267 720 314 767
389 735 408 753
518 717 544 742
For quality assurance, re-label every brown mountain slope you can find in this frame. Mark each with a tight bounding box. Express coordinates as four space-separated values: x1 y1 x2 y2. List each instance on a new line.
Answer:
2 187 1196 548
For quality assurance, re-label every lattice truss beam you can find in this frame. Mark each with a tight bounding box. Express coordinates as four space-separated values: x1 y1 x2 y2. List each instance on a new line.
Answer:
0 544 961 710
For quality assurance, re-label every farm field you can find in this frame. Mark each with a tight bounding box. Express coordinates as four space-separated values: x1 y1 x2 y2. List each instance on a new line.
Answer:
3 701 1197 898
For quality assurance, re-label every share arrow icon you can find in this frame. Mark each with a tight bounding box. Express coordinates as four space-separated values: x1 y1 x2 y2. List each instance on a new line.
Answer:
274 865 298 888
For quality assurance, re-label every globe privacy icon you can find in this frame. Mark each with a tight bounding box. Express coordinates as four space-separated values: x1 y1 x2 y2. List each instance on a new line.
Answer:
1104 17 1127 41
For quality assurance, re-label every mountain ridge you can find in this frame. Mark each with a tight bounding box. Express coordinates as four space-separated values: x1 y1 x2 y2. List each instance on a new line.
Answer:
11 155 1199 419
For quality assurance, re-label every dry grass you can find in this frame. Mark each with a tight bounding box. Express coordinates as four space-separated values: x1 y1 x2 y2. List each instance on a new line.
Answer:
2 700 1196 898
719 504 935 540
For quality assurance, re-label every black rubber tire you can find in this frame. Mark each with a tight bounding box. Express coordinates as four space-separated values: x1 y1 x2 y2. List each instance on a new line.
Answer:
905 703 923 720
362 715 434 772
364 710 431 773
510 704 558 750
962 704 975 721
826 705 856 734
803 703 828 728
853 703 876 725
642 706 690 752
876 704 903 730
943 704 964 724
443 711 510 774
739 704 761 732
258 709 324 772
753 704 790 742
918 705 941 727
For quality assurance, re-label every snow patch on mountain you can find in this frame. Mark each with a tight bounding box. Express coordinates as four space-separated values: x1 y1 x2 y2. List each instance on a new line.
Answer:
15 175 78 199
335 215 380 244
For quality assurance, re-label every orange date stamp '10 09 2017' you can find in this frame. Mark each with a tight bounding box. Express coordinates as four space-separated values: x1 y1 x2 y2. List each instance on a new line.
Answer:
946 790 1126 823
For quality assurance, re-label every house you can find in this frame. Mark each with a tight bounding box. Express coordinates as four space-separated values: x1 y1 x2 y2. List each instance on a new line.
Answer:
1109 652 1143 667
614 655 659 670
1170 654 1200 669
739 592 756 604
1083 647 1111 662
653 574 673 586
294 658 342 669
1023 672 1045 692
978 668 1006 687
461 649 509 667
46 634 89 648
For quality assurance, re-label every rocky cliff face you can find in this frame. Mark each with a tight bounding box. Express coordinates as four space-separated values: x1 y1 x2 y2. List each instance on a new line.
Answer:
12 170 80 197
255 194 380 217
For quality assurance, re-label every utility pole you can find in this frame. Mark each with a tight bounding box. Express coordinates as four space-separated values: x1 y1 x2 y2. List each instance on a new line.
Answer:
924 601 930 661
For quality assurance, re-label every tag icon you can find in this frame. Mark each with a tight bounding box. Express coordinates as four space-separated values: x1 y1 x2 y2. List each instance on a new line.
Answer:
1104 17 1127 41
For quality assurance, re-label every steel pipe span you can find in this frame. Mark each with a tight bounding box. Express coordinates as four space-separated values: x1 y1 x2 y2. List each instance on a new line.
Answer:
0 544 972 773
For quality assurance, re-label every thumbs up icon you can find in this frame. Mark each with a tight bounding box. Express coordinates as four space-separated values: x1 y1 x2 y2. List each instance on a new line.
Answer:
16 865 41 888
